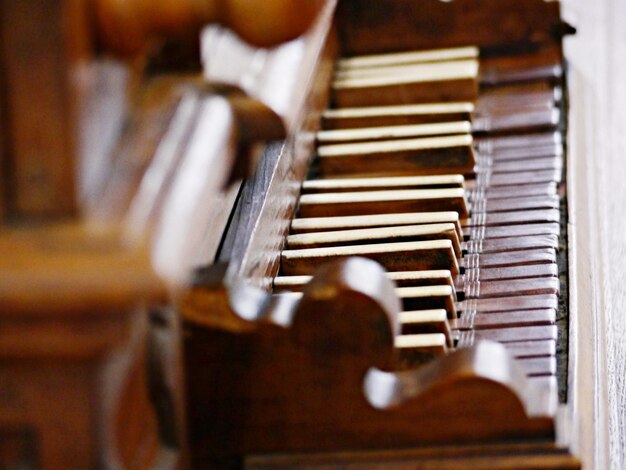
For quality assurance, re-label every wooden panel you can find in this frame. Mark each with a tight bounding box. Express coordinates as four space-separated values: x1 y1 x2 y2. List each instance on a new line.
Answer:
563 0 626 469
337 0 563 55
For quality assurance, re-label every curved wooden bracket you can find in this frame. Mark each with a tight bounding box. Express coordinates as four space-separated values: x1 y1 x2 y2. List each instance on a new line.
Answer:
184 257 557 463
364 341 556 438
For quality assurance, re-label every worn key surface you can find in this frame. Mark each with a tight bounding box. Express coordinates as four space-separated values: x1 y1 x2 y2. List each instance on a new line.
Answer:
317 121 472 143
336 46 480 70
298 188 469 218
453 308 556 330
302 175 465 193
332 60 479 107
317 134 476 177
287 223 462 257
291 212 463 238
397 285 457 318
281 239 460 276
322 103 475 129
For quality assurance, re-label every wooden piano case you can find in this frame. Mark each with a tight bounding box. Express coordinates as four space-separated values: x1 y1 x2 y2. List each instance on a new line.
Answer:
182 1 582 468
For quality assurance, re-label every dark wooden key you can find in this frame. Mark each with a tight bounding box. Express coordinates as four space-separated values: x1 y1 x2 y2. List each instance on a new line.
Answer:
458 294 559 313
280 240 459 276
458 277 560 299
460 248 557 270
463 234 559 254
475 132 562 153
286 223 462 258
291 212 463 239
471 195 560 213
480 64 563 86
478 83 558 109
479 145 563 162
468 183 557 200
472 107 560 133
316 121 472 144
452 308 555 330
301 175 465 193
463 209 561 227
397 286 457 318
298 188 469 218
479 169 562 186
461 264 558 282
321 103 474 130
477 157 563 174
317 135 476 177
332 60 479 107
465 222 560 240
464 324 558 343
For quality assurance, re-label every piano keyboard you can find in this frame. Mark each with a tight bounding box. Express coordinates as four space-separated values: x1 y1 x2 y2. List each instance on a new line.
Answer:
274 46 565 385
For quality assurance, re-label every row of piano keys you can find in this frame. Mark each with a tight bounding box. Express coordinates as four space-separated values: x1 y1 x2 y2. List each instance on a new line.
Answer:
275 45 564 380
183 8 579 465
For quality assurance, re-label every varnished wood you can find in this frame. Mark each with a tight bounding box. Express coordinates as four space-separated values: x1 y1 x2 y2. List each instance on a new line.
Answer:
0 0 590 467
332 67 478 107
336 0 564 54
317 134 476 177
291 212 462 237
322 102 474 129
287 223 461 256
281 239 460 276
184 258 560 465
170 0 585 467
298 188 469 218
397 285 457 318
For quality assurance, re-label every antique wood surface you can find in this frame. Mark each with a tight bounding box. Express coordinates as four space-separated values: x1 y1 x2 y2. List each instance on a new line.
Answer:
562 0 626 469
185 259 558 467
336 0 562 55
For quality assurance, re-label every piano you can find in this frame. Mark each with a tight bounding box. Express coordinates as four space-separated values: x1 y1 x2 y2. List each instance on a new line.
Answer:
1 0 625 468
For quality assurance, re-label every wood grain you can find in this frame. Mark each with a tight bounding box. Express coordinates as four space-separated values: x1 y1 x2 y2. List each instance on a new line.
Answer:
562 0 626 468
